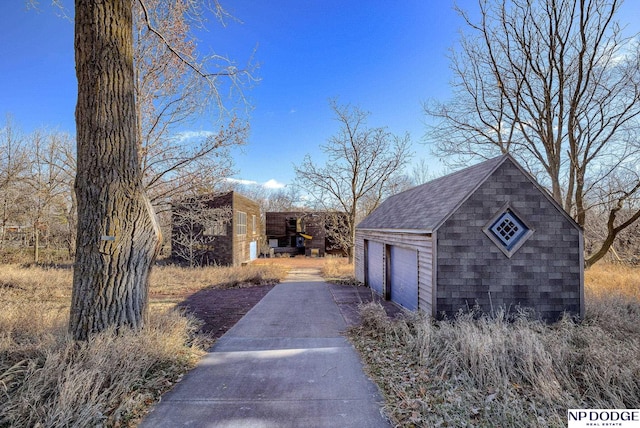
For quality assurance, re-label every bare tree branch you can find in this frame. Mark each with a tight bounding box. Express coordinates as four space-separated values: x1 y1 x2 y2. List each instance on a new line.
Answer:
425 0 640 266
295 101 413 262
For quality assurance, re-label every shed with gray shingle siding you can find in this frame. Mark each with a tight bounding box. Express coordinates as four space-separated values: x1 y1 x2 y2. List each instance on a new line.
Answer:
355 154 584 321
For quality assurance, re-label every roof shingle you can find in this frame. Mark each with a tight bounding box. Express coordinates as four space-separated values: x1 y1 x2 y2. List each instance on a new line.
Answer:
357 155 507 231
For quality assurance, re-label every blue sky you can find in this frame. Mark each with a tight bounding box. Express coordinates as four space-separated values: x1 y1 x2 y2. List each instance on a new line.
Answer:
2 1 639 189
217 1 462 188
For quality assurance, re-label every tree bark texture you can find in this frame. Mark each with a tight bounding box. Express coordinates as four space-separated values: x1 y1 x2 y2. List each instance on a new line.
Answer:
70 0 162 340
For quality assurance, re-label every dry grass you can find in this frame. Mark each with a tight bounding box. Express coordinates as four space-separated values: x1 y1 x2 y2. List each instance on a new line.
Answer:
349 263 640 427
585 262 640 300
153 262 286 291
149 263 287 308
1 311 205 427
0 248 71 266
0 261 286 427
321 257 359 285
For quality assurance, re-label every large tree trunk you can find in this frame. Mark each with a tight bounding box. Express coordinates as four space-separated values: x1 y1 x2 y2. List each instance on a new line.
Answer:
70 0 162 341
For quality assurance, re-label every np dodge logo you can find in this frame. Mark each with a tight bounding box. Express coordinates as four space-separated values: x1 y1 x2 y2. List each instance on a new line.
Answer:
568 410 640 427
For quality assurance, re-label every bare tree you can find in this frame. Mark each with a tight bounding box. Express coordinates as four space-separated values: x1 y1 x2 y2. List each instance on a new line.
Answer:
295 101 412 263
53 133 78 257
263 187 303 213
0 115 29 248
318 211 349 256
25 1 248 268
23 130 75 263
226 183 303 213
424 0 640 267
410 158 438 186
132 0 253 213
70 0 249 340
131 0 252 260
585 195 640 264
171 196 232 267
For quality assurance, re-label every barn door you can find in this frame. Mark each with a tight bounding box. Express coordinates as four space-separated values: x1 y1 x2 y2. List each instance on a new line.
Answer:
366 241 384 296
389 246 418 310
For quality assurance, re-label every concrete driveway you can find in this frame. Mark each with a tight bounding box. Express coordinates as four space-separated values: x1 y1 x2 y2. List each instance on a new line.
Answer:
139 269 390 428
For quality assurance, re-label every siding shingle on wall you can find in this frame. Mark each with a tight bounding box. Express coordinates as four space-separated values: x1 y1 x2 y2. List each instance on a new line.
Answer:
436 161 582 321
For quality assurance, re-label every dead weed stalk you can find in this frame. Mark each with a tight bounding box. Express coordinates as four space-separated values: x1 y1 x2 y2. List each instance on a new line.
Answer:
0 261 284 427
350 264 640 427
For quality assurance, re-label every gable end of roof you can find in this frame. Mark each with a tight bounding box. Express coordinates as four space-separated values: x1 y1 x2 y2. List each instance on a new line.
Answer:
356 154 508 231
356 153 581 233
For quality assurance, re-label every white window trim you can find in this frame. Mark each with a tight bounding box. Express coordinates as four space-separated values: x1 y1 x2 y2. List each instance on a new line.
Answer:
482 203 534 258
236 211 247 236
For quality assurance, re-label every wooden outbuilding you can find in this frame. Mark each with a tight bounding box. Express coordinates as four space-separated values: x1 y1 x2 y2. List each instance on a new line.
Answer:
265 211 347 257
172 191 262 266
355 154 584 321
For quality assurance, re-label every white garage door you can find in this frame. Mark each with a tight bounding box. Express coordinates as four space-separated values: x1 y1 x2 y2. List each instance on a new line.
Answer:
366 241 384 296
389 246 418 310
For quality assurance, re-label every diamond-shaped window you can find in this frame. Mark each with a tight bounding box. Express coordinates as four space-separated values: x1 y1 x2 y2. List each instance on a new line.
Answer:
490 211 528 250
483 206 533 258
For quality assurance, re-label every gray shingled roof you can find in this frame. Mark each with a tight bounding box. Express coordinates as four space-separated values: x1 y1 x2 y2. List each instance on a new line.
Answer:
357 155 507 232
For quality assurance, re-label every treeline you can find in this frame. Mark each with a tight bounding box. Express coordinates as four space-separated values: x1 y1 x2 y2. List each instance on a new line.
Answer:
2 111 638 265
0 118 75 262
0 114 247 264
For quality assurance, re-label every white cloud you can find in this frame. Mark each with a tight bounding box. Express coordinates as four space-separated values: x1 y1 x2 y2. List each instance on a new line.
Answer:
600 36 639 67
263 179 286 189
225 177 259 186
224 177 287 190
174 130 216 143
